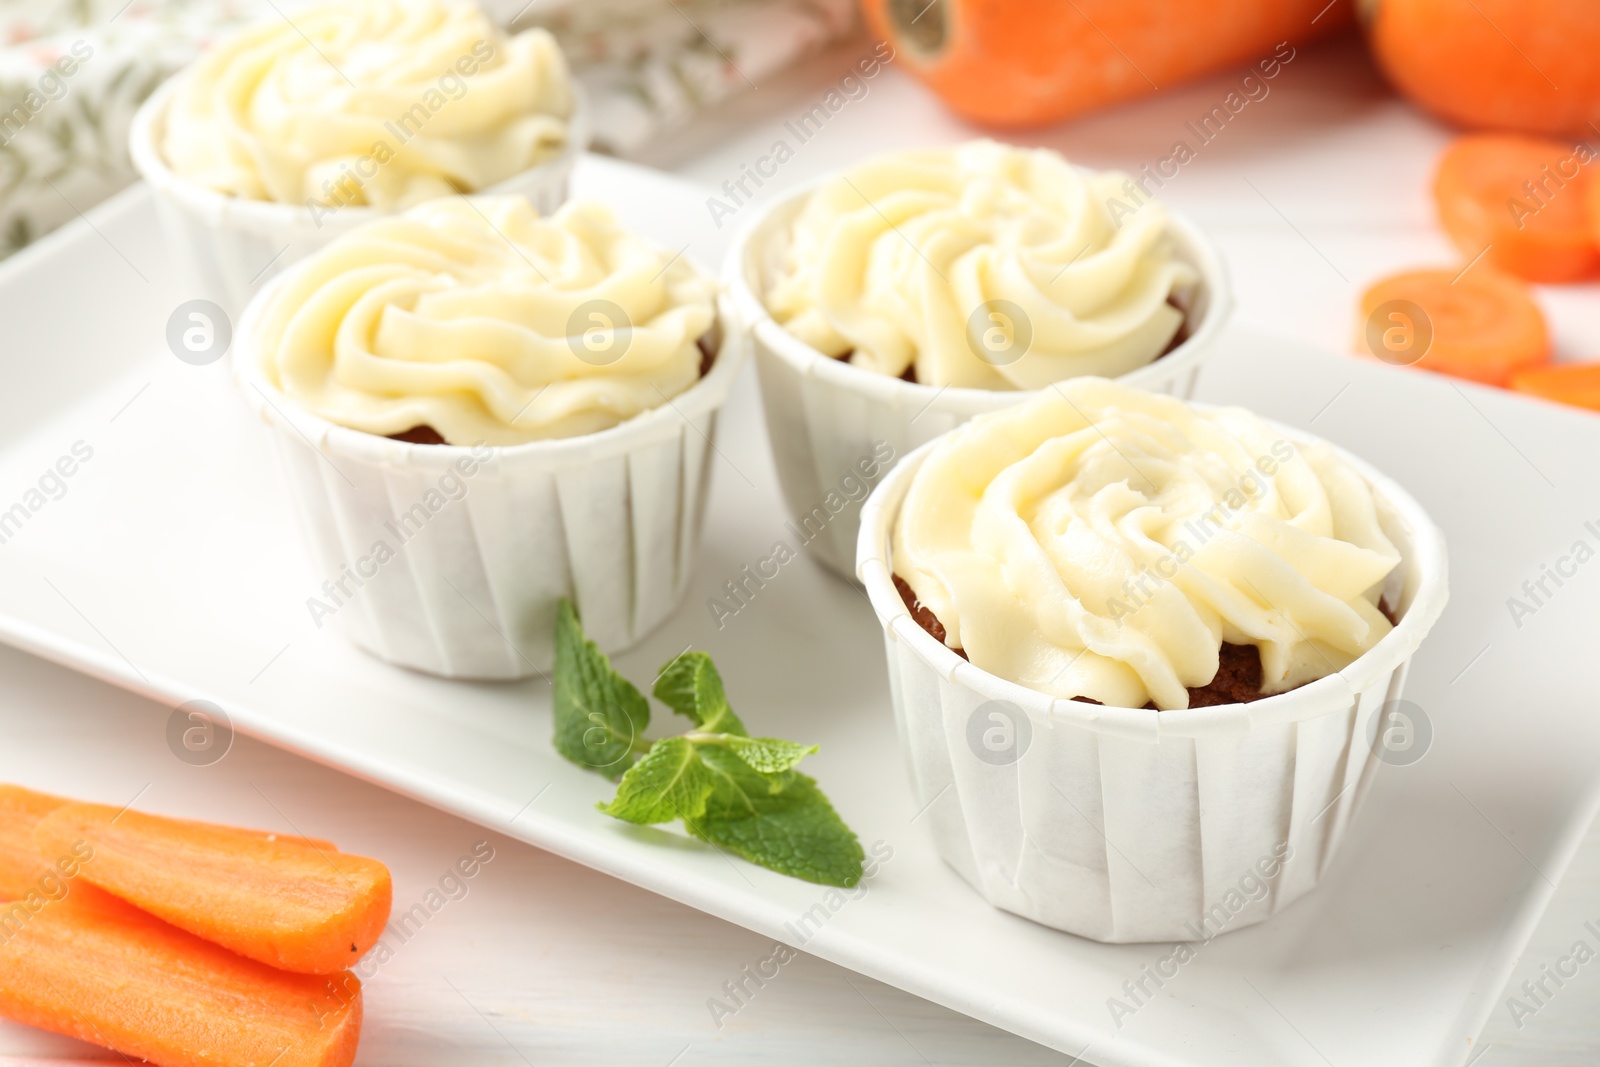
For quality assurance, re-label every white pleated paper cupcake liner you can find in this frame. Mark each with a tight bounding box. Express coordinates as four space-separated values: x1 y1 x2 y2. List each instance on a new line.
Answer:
724 179 1234 578
130 74 589 319
857 420 1449 943
234 276 741 681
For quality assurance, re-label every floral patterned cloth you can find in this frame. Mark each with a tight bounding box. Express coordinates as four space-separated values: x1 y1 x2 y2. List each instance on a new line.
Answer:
0 0 270 256
0 0 859 259
510 0 858 155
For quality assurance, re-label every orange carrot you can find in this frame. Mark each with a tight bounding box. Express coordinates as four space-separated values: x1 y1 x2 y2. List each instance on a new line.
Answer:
1434 135 1600 283
0 890 361 1067
1510 363 1600 412
862 0 1350 128
1590 173 1600 252
35 802 392 975
178 818 339 855
1356 268 1549 386
1 785 335 902
0 786 80 902
1364 0 1600 137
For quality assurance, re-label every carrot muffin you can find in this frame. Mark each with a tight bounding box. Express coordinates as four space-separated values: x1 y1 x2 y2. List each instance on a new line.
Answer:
891 378 1403 710
161 0 574 210
764 140 1200 389
236 193 738 679
251 195 717 446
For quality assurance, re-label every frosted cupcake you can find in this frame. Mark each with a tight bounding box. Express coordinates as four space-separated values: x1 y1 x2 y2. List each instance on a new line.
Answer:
236 195 741 678
859 378 1448 941
131 0 585 314
726 140 1230 576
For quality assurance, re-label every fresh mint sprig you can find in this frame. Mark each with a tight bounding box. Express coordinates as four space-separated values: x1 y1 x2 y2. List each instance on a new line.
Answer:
552 600 864 888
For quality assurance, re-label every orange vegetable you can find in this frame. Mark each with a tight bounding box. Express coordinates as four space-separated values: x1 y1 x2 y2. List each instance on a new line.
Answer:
1590 174 1600 251
1434 135 1600 283
861 0 1350 128
1510 363 1600 412
0 785 73 901
2 784 336 902
0 890 361 1067
1364 0 1600 136
1357 268 1549 386
195 821 339 854
35 802 392 975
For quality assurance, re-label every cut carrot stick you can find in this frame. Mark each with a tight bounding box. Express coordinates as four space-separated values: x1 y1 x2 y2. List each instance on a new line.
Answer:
1356 268 1549 386
0 890 361 1067
35 802 391 975
2 784 335 902
0 786 78 902
1510 363 1600 412
1434 135 1600 283
179 818 340 855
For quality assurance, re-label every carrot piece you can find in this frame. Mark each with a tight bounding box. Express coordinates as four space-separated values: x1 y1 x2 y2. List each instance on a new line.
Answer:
178 818 340 855
0 786 78 902
1356 268 1549 386
1434 135 1600 283
34 803 391 975
1590 174 1600 252
1510 363 1600 412
1 785 335 903
1365 0 1600 137
0 891 360 1067
861 0 1349 128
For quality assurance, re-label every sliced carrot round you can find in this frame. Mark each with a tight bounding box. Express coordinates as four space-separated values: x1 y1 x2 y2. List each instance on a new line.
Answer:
1356 268 1549 386
1510 362 1600 412
1434 135 1600 283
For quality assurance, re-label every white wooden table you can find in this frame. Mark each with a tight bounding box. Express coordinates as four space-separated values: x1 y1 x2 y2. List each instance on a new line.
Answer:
2 28 1596 1067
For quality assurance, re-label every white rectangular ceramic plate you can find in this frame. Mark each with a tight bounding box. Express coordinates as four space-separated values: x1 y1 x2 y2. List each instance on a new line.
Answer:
0 156 1596 1067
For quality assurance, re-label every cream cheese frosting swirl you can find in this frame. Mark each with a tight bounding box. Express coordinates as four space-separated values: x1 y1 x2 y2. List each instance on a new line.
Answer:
254 196 717 445
765 140 1199 390
893 380 1402 710
163 0 573 209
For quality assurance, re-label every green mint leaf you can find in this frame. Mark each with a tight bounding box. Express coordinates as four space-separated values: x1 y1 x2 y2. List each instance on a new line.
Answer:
555 611 864 888
687 745 865 887
653 651 747 736
552 599 649 781
598 737 714 824
716 736 818 774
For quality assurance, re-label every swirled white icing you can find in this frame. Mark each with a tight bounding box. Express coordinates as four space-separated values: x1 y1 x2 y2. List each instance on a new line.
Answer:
893 379 1401 709
253 196 717 445
163 0 573 209
766 140 1198 389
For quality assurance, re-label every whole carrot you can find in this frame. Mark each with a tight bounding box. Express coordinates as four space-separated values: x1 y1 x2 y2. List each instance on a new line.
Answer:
861 0 1351 127
1364 0 1600 136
